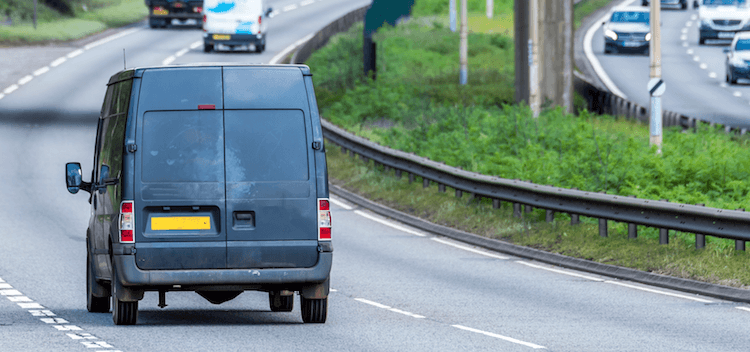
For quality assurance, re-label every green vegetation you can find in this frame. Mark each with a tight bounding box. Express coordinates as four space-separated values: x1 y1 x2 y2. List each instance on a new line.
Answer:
306 0 750 287
574 0 617 29
0 0 147 44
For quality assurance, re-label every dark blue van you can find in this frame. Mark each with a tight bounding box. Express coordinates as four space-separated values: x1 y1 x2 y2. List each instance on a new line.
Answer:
65 64 332 325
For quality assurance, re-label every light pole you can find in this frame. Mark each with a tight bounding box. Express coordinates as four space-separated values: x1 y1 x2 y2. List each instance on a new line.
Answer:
33 0 37 29
529 0 540 117
487 0 493 19
460 0 468 85
450 0 457 32
649 0 663 153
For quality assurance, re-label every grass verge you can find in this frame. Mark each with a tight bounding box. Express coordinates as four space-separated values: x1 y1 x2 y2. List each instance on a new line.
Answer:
574 0 618 29
0 0 147 44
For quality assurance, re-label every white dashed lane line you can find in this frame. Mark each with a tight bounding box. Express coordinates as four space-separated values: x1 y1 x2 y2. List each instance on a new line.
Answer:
33 66 50 76
50 57 67 67
3 84 19 94
283 4 298 11
18 75 33 85
300 0 315 6
0 276 123 352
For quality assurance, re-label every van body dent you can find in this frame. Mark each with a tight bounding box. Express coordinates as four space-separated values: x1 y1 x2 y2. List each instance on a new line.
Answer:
65 64 331 325
202 0 271 52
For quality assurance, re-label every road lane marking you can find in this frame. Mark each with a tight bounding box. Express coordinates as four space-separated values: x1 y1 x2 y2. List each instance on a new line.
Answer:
83 27 140 50
734 91 742 97
691 14 698 20
269 32 314 64
0 283 10 289
283 4 298 11
686 21 692 27
18 302 45 309
452 325 547 349
163 55 176 65
1 289 22 295
431 238 510 260
3 84 19 94
7 296 33 302
50 57 67 67
33 66 50 76
301 0 315 6
353 210 427 237
53 325 83 331
81 341 114 348
190 40 202 49
693 55 700 62
682 42 689 47
329 197 353 210
516 261 604 281
41 318 69 324
681 28 688 34
736 307 750 313
709 72 716 78
354 298 426 319
700 63 707 69
18 75 33 85
604 280 713 303
66 333 97 340
681 35 688 41
0 93 4 100
175 48 189 57
686 49 694 54
720 82 728 87
29 310 56 317
66 49 84 59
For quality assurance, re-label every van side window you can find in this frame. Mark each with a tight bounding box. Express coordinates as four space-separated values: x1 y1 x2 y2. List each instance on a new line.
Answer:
95 80 131 202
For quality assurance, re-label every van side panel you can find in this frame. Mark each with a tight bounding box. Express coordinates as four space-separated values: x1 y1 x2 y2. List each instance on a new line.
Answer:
303 75 329 199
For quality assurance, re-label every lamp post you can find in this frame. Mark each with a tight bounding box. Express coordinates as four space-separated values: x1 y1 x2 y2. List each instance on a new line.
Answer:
649 0 663 153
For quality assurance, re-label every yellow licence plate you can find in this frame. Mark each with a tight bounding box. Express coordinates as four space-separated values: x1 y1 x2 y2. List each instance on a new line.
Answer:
213 34 231 40
151 217 211 231
153 9 169 15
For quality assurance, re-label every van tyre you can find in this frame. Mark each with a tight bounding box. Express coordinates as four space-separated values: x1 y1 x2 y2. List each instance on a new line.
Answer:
300 296 327 323
269 292 294 312
204 43 213 53
86 252 110 313
111 267 138 325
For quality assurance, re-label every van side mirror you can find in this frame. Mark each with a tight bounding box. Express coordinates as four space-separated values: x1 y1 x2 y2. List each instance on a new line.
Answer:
66 162 88 194
265 7 273 17
693 0 699 8
723 48 731 53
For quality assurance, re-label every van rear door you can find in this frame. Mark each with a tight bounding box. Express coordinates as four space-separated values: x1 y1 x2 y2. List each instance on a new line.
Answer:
223 67 319 269
134 67 227 270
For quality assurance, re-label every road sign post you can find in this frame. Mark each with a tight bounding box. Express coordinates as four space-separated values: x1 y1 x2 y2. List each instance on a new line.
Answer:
460 0 468 85
450 0 457 32
649 0 663 153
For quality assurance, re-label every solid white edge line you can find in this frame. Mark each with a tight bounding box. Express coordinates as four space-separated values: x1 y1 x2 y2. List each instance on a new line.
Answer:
269 32 315 64
3 84 19 94
18 75 33 85
389 308 426 319
582 0 638 99
353 210 427 237
515 261 604 282
452 325 547 349
329 197 353 210
431 238 509 260
604 280 713 303
355 298 391 309
50 57 66 67
33 66 50 76
736 307 750 312
190 40 202 49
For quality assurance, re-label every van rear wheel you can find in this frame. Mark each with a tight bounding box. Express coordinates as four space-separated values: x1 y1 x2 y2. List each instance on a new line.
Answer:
204 43 214 53
300 296 327 323
269 292 294 312
111 267 138 325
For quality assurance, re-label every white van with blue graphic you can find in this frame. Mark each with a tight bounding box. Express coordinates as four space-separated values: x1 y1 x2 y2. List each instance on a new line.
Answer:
202 0 272 53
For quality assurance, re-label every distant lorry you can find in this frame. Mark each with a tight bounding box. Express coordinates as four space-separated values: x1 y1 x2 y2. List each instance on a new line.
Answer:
145 0 204 28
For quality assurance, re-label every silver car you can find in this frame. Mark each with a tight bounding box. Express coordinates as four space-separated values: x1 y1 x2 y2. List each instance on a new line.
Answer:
725 32 750 84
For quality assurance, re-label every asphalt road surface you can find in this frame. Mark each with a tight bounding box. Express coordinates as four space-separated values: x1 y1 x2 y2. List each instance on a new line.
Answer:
590 0 750 128
1 1 750 351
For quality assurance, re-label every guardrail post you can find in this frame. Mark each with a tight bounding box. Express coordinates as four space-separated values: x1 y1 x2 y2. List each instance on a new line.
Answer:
659 228 669 244
695 234 705 249
341 146 347 154
422 178 430 188
545 210 555 222
599 219 607 237
513 203 522 218
349 150 356 158
439 184 446 193
493 199 501 209
408 173 415 184
455 189 463 198
570 214 579 225
395 169 402 179
736 240 746 251
525 205 533 213
628 223 637 239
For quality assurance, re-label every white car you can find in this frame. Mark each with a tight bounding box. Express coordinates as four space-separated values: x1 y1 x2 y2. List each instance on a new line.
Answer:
202 0 272 53
697 0 750 45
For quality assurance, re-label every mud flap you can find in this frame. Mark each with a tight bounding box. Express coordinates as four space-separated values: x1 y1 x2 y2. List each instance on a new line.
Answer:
300 278 329 299
112 263 144 302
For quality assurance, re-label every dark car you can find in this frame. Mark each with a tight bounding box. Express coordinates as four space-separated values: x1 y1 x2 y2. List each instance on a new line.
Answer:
603 7 651 55
65 64 333 325
725 32 750 83
145 0 203 28
642 0 689 9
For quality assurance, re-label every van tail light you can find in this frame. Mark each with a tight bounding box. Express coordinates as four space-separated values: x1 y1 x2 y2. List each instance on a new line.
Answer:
258 16 262 34
318 199 331 241
119 201 135 243
203 14 207 23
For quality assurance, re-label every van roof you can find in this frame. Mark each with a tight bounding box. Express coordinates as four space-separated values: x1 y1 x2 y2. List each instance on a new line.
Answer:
108 63 312 85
